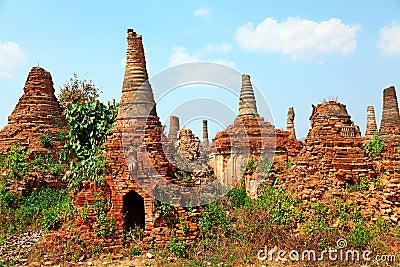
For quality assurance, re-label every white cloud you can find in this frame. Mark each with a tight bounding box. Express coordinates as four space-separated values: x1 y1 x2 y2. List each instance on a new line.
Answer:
235 17 360 61
377 22 400 58
0 41 26 78
169 46 200 66
194 7 210 20
168 45 236 68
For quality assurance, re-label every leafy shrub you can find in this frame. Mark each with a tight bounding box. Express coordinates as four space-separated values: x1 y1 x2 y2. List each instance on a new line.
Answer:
198 201 229 235
58 73 101 108
347 218 374 249
92 197 115 238
363 131 385 159
346 175 369 191
39 133 54 148
167 235 187 258
255 185 302 227
226 188 248 208
304 203 331 234
0 187 74 237
0 146 31 182
125 225 144 241
241 157 257 174
63 99 118 192
129 247 142 256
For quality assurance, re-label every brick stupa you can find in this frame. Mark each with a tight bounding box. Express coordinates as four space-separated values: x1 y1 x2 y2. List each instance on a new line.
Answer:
73 29 202 247
0 67 65 153
380 86 400 136
213 74 275 186
279 101 375 200
365 105 378 137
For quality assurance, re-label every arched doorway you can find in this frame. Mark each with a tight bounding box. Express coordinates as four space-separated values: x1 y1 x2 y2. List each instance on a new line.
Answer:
123 190 145 231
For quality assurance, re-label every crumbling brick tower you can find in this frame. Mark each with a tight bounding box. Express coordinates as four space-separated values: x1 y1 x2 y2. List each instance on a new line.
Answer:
365 105 377 137
213 74 275 190
98 29 202 246
280 101 376 201
103 29 172 241
0 67 65 192
0 67 65 153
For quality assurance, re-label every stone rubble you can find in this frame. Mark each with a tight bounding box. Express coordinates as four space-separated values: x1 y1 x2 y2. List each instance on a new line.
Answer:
177 128 201 161
0 230 44 265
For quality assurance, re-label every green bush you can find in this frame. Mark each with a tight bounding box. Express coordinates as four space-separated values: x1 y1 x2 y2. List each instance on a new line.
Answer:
198 201 229 235
0 187 74 237
242 157 257 173
39 133 54 148
347 218 374 249
346 175 370 191
129 247 142 256
0 146 31 182
167 235 187 258
255 185 303 227
226 188 248 208
363 131 385 159
63 99 118 192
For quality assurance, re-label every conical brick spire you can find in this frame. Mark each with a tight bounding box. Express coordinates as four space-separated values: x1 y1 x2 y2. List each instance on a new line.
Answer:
286 107 296 140
168 116 180 143
8 67 63 125
238 74 258 116
365 106 377 137
0 67 65 152
380 86 400 135
119 29 157 118
202 119 209 145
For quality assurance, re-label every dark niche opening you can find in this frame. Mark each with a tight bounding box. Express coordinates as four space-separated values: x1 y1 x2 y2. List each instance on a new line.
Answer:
123 190 145 231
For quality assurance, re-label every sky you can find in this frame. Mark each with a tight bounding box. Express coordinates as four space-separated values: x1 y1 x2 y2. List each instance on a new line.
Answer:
0 1 400 139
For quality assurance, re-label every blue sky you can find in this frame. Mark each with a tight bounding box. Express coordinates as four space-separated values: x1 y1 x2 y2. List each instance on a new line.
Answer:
0 1 400 139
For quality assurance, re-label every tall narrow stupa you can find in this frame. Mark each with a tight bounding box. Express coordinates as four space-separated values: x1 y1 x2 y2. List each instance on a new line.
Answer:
238 74 258 116
119 29 157 118
202 119 209 145
168 116 180 143
365 106 377 137
380 86 400 136
102 29 172 238
286 107 296 140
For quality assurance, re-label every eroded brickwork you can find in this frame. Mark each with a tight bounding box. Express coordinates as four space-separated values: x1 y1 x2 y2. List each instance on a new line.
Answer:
286 107 296 140
168 116 180 144
213 74 275 189
73 29 201 247
365 106 377 137
0 67 65 153
0 67 66 193
380 86 400 136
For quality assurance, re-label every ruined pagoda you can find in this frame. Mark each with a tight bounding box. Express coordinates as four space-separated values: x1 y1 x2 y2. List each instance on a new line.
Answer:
72 29 202 248
213 74 275 186
0 67 65 153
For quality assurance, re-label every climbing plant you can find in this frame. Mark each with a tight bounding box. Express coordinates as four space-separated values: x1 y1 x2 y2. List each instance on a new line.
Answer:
63 97 118 192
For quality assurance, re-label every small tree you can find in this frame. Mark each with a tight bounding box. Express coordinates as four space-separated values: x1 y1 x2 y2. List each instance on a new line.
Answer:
63 99 118 192
59 73 101 108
